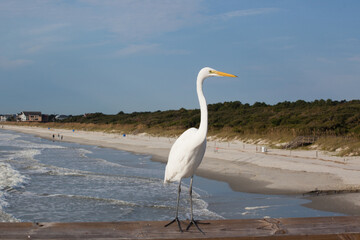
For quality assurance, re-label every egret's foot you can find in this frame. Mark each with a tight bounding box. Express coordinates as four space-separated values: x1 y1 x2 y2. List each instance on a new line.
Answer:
164 217 183 232
186 219 209 234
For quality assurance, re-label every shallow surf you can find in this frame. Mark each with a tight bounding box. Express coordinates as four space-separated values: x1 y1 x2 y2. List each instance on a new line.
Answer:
0 129 342 222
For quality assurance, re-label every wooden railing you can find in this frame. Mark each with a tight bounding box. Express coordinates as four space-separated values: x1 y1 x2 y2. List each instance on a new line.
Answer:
1 216 360 239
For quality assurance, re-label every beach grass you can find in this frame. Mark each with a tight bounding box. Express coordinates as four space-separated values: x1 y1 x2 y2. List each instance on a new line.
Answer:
3 121 359 156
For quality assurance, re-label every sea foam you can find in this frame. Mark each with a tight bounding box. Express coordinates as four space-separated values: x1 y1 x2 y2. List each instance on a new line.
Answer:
0 163 27 222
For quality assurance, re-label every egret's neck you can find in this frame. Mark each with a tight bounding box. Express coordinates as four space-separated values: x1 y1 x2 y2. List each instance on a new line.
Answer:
197 75 208 141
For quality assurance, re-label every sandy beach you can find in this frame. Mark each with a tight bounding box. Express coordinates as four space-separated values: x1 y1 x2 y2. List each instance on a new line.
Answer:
3 124 360 215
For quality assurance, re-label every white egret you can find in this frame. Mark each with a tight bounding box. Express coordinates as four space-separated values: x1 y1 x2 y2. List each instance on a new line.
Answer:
164 67 237 233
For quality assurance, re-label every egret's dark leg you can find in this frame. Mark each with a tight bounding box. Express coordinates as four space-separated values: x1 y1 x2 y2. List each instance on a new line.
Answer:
186 176 209 234
165 181 183 232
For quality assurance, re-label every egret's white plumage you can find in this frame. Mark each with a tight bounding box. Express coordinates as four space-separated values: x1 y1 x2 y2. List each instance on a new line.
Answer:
164 127 206 182
164 67 237 233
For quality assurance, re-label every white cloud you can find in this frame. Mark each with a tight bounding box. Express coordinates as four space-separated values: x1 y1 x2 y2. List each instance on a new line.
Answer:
0 57 32 69
0 0 202 40
89 0 203 40
116 44 159 56
160 48 191 55
316 57 335 64
22 35 68 54
0 1 280 58
25 23 68 36
348 56 360 62
345 38 359 43
0 2 279 42
279 45 295 50
25 45 44 54
115 43 190 57
220 8 280 19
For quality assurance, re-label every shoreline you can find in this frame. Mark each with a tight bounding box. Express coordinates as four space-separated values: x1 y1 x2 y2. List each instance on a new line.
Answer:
2 125 360 215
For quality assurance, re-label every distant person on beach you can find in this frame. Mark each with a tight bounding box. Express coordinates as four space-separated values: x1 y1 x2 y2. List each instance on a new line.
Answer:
52 134 55 142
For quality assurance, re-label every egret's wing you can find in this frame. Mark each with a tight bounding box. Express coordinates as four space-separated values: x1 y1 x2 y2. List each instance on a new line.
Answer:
164 128 198 182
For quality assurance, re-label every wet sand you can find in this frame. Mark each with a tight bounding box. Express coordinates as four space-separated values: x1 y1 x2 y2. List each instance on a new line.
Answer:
3 125 360 215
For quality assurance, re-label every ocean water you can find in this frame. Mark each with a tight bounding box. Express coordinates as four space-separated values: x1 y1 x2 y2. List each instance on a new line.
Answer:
0 129 342 223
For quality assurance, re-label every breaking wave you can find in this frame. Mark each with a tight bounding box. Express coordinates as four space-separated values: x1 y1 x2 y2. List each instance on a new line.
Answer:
0 163 28 222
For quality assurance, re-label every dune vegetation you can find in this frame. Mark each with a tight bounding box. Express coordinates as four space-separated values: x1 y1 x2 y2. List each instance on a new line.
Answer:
5 99 360 156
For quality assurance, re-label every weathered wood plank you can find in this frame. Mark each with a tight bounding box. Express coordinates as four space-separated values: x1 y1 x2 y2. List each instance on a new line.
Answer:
0 216 360 240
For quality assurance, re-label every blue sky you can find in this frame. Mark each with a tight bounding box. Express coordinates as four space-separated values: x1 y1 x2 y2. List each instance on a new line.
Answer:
1 0 359 115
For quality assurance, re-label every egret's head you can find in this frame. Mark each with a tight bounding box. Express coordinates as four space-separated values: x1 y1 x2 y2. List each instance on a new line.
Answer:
201 67 237 79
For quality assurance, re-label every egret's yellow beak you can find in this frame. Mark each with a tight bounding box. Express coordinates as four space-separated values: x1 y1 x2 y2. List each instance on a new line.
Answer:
214 70 237 78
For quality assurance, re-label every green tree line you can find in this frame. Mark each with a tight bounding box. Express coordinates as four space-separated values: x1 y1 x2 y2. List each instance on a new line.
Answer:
63 99 360 138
